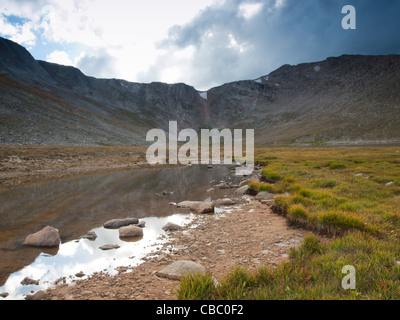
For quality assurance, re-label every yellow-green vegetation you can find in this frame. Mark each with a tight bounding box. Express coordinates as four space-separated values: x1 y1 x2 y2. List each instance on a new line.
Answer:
178 147 400 300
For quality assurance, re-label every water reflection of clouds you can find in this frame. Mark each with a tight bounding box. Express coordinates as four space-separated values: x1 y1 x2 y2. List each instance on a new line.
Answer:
0 214 194 300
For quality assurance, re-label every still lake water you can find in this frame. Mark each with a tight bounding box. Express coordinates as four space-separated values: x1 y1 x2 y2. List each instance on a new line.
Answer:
0 165 240 300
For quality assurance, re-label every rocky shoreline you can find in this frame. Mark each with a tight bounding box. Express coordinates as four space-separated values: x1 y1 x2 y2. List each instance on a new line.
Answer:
14 169 309 301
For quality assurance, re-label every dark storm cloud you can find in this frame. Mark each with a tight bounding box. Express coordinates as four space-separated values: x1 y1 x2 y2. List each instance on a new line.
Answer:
141 0 400 90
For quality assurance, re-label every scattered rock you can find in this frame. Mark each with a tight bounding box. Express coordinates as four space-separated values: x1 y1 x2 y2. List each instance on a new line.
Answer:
21 277 39 286
156 260 207 280
234 185 249 195
162 222 183 232
0 292 8 298
239 179 250 187
23 226 60 248
169 202 177 206
256 191 275 201
137 221 146 228
176 201 214 214
80 231 97 241
386 181 394 187
103 218 139 229
213 198 236 206
163 191 174 195
75 272 85 278
25 290 48 300
119 225 143 238
207 165 213 169
99 244 120 251
260 199 274 205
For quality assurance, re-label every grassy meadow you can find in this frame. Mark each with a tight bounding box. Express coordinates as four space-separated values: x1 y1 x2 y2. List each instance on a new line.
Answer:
178 146 400 300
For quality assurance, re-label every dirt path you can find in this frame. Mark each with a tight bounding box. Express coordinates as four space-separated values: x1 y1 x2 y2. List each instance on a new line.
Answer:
44 197 309 300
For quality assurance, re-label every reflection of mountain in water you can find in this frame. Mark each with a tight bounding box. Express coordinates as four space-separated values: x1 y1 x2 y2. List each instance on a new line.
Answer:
0 165 237 285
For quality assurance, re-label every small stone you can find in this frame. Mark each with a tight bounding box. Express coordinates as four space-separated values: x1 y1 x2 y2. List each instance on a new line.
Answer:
137 221 146 228
256 191 275 201
176 201 214 214
103 218 139 229
213 198 236 206
75 272 85 278
0 292 9 298
99 244 120 251
162 222 183 232
21 277 39 286
234 185 249 195
25 290 48 300
119 225 143 238
80 231 97 241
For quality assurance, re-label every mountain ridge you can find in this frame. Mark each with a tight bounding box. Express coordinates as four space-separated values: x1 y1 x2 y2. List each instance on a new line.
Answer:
1 37 399 146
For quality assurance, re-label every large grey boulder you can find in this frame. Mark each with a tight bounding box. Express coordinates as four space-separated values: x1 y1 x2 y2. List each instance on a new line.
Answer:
119 225 143 238
156 260 207 280
23 226 60 248
103 218 139 229
176 201 214 214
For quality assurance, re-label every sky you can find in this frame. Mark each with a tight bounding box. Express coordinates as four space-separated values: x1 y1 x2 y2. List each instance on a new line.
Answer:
1 0 399 91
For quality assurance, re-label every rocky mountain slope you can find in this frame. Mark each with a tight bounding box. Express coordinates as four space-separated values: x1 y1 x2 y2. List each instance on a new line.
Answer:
1 37 399 146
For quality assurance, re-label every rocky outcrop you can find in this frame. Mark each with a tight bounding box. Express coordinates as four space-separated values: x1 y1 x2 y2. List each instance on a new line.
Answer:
22 226 60 248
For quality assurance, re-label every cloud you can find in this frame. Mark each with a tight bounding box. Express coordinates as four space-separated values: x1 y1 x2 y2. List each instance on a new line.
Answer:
0 13 36 46
1 0 399 90
140 0 400 90
46 50 73 66
76 49 117 79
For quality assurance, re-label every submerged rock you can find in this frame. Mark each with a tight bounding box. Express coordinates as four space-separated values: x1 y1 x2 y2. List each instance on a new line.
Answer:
103 218 139 229
156 260 206 280
23 226 60 248
176 201 214 214
99 244 120 251
80 231 97 241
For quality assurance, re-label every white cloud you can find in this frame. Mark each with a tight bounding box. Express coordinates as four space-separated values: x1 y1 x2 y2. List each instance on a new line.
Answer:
46 50 73 66
0 14 36 46
238 2 264 19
